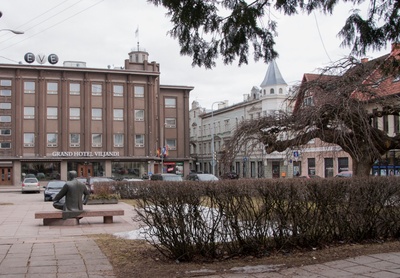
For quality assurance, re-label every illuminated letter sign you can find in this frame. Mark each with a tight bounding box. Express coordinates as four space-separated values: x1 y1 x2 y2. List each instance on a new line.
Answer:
36 53 46 64
48 54 59 65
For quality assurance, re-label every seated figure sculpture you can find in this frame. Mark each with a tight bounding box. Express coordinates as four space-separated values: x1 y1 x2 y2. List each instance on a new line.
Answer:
53 171 90 219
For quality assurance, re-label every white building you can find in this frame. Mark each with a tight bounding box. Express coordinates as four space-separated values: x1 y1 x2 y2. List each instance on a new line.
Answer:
189 61 295 178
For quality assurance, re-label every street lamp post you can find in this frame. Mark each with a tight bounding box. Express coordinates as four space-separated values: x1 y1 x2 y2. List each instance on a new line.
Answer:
211 101 224 176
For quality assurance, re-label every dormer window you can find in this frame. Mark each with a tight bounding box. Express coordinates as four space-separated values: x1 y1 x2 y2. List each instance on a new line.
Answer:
270 88 274 94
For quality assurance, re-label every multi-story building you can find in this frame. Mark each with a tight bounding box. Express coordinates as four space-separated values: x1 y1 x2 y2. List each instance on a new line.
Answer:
189 61 293 178
0 49 193 186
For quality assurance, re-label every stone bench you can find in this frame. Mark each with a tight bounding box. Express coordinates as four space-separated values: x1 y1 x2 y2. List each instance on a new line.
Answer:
35 209 125 226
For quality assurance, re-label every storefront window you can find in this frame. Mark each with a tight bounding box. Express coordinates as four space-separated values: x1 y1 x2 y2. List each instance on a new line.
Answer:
21 162 61 181
111 162 148 180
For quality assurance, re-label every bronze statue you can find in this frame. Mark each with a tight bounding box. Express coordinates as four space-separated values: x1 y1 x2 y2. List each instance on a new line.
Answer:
53 171 90 219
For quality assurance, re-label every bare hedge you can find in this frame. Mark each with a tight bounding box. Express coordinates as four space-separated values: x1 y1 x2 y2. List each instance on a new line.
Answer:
113 177 400 262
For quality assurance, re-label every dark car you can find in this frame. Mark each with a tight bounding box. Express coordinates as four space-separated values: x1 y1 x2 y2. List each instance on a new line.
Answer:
43 180 66 201
186 173 219 181
150 173 183 181
221 172 239 179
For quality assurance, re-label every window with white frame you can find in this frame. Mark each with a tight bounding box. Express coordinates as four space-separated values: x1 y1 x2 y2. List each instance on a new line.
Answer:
0 90 11 96
0 142 10 149
24 107 35 119
92 133 102 147
91 83 102 96
135 134 144 147
114 134 124 147
166 139 177 150
135 109 144 121
165 97 176 108
92 108 102 120
0 116 11 122
113 84 123 96
70 133 80 147
70 108 80 120
0 129 11 135
165 117 176 128
47 82 58 94
24 133 34 147
69 83 81 95
113 109 123 121
24 81 35 94
47 133 58 147
0 80 11 86
47 107 58 119
134 86 144 97
0 103 11 109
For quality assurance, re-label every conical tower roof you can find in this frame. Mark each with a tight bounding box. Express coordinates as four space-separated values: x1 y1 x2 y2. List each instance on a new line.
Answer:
260 60 287 87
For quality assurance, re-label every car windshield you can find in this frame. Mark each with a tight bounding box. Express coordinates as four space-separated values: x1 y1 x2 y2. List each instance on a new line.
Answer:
47 181 65 189
197 174 218 181
24 178 38 183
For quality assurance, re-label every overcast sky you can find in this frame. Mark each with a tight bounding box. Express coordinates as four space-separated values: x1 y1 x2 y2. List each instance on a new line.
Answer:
0 0 392 110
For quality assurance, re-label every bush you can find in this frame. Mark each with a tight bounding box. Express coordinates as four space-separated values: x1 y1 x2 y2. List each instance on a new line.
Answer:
114 177 400 262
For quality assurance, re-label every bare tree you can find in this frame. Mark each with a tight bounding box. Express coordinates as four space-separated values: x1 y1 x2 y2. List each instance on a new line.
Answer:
222 49 400 177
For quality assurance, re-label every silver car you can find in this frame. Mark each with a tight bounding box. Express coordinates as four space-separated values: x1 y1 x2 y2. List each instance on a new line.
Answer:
21 177 40 193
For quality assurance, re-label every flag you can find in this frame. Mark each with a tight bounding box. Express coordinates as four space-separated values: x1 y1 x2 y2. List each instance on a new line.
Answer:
135 27 139 38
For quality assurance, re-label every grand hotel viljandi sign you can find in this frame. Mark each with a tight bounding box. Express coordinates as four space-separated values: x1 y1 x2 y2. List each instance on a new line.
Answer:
52 151 120 157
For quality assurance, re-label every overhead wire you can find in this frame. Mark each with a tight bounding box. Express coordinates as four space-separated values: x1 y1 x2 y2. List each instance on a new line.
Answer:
313 12 332 62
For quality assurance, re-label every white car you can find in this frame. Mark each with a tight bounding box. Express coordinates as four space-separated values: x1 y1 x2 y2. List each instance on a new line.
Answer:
21 177 40 193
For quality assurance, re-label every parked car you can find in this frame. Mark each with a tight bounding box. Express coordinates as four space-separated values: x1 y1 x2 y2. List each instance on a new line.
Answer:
122 178 143 182
43 180 66 201
150 173 183 181
86 177 114 193
297 175 322 179
21 177 40 193
220 172 239 179
186 173 219 181
335 171 353 178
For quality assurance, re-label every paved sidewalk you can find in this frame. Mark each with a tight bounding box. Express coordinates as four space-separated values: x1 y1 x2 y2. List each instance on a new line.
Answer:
0 186 140 277
1 185 400 278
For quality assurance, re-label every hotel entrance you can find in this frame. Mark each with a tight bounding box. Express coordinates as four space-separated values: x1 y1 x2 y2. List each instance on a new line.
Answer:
78 164 93 178
0 167 12 185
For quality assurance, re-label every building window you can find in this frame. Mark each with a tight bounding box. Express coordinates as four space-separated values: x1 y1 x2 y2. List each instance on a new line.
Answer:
270 88 275 94
47 82 58 94
47 107 58 119
135 110 144 121
47 133 58 147
134 86 144 97
0 129 11 135
166 138 177 150
0 142 11 149
113 84 123 96
0 80 11 86
338 157 349 172
307 158 316 175
0 116 11 122
165 117 176 128
113 109 123 121
114 134 124 147
24 81 35 94
91 83 102 96
0 90 11 96
24 133 34 147
69 83 81 95
383 115 389 133
372 108 378 128
0 103 11 109
165 98 176 108
135 134 144 147
24 107 35 119
92 133 102 147
279 88 283 94
394 115 400 134
70 108 80 120
92 108 102 120
70 133 80 147
324 158 334 178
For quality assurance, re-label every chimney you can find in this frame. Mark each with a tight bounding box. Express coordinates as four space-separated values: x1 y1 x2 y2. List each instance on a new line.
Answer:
392 43 400 52
361 58 369 63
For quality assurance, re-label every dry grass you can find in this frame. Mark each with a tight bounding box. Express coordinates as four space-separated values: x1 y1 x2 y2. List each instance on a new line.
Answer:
92 234 400 278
